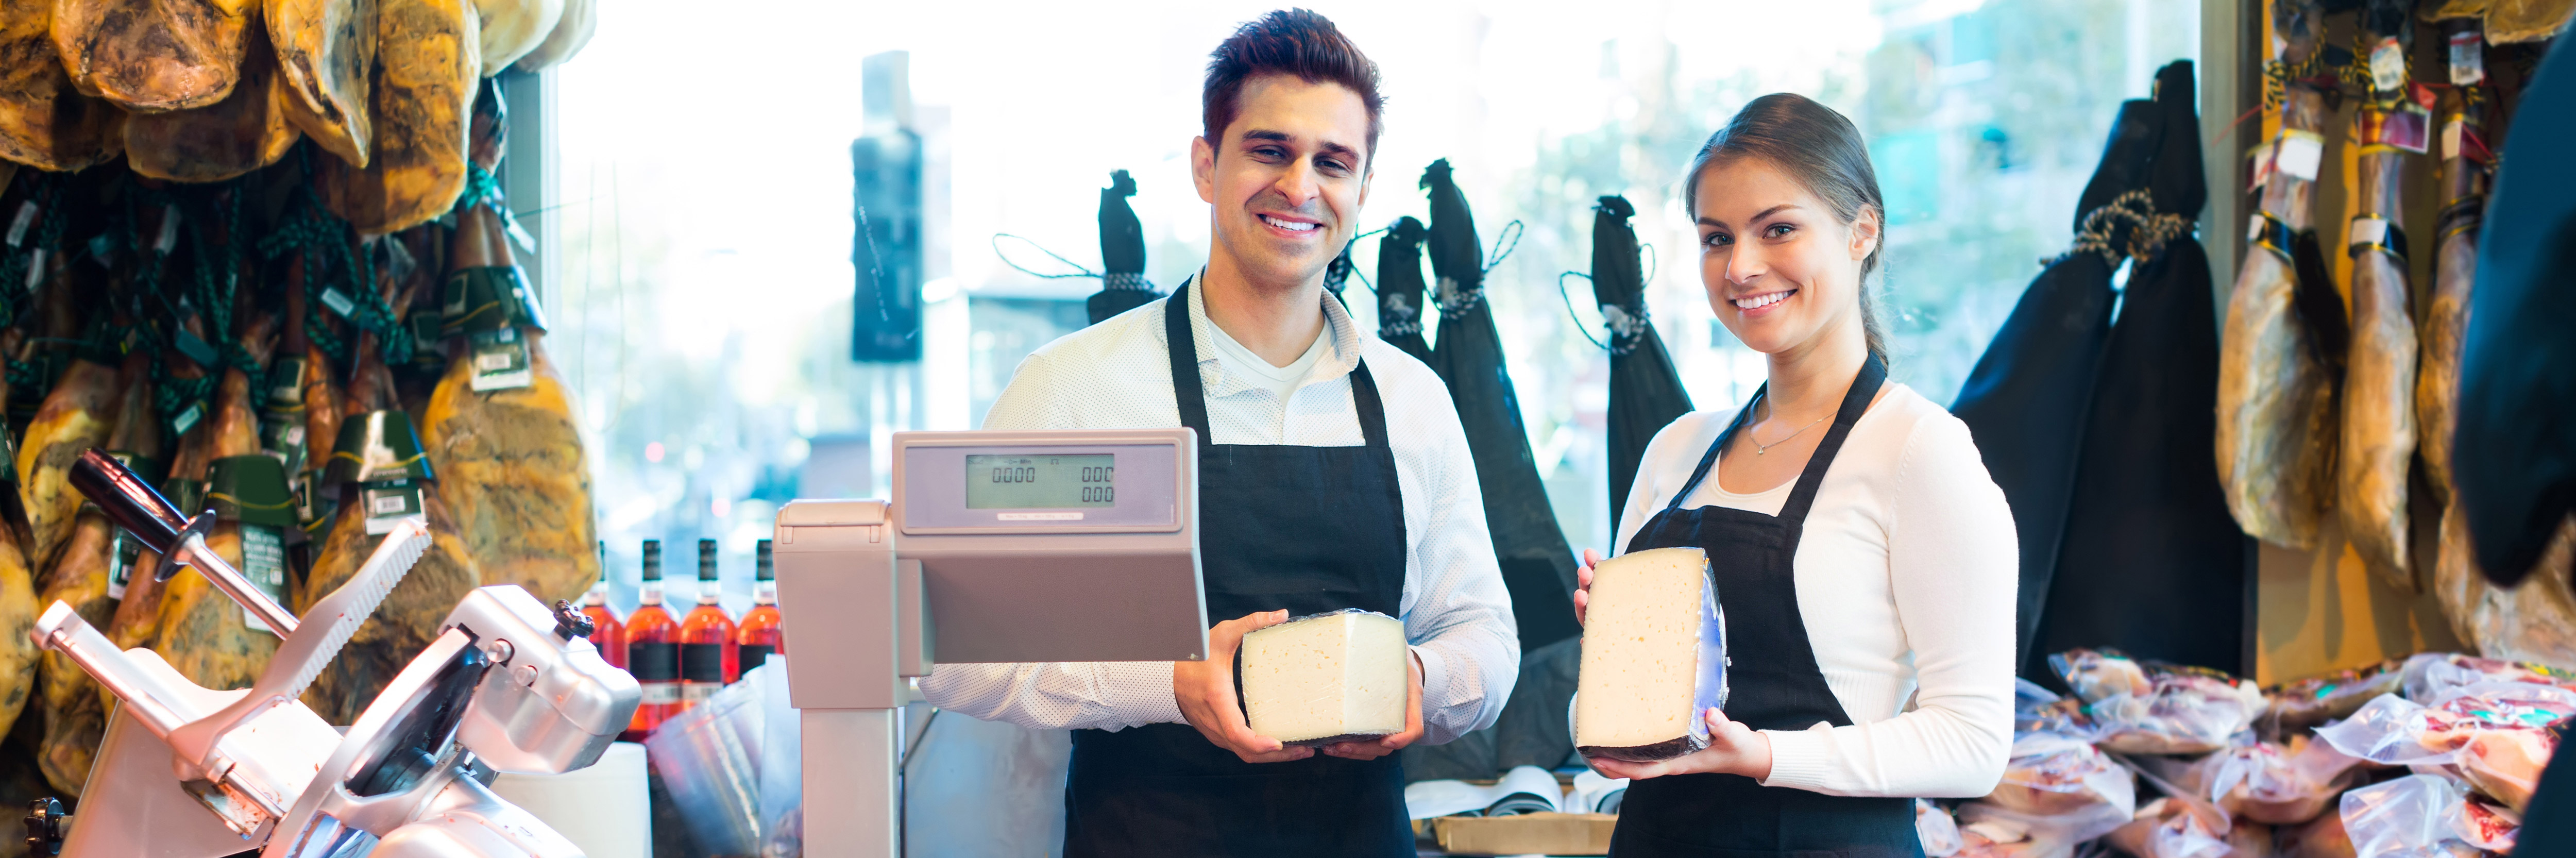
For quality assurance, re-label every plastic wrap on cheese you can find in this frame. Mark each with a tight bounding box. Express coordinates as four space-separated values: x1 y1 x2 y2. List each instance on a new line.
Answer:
1574 546 1727 762
1239 608 1408 745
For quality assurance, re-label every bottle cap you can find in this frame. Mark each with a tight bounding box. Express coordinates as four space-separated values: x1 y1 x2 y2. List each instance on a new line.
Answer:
641 540 663 581
755 539 774 582
698 539 719 581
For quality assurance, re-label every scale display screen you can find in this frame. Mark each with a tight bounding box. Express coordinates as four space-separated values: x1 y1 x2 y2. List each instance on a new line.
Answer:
964 454 1115 509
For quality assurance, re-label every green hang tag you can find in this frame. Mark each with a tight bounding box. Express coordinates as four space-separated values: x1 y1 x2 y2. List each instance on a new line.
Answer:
173 329 218 369
267 356 307 408
360 482 425 535
170 399 206 439
240 525 289 635
106 530 141 599
320 287 357 318
296 480 336 536
467 327 533 392
260 415 308 481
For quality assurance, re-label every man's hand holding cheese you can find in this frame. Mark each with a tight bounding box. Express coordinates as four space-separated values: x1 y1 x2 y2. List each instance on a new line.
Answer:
916 11 1517 857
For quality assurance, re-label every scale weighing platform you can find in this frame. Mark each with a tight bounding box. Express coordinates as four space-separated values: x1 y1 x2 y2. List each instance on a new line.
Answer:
773 428 1208 856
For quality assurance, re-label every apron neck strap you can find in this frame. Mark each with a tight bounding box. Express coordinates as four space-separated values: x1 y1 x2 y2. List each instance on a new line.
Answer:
1666 352 1888 516
1164 278 1389 450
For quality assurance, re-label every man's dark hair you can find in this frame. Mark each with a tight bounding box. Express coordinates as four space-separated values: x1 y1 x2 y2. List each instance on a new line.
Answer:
1202 9 1384 164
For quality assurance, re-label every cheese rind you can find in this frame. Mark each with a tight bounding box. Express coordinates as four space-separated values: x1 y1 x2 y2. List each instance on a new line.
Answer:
1574 547 1726 762
1240 610 1408 745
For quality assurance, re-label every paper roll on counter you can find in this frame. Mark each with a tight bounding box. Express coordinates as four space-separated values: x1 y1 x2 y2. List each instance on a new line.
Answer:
490 742 651 858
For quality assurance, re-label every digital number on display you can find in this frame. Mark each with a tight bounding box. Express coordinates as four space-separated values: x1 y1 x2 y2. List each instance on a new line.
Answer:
964 453 1116 509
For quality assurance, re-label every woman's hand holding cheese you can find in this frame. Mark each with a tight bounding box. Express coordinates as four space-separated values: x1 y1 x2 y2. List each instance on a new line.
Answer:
1174 610 1312 763
1588 708 1774 782
1572 548 1602 625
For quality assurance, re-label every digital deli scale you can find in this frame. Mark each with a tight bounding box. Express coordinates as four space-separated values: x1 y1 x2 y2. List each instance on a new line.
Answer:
773 429 1207 856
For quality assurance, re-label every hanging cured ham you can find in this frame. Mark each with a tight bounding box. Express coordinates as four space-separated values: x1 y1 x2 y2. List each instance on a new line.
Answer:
298 263 479 723
315 0 477 233
1420 159 1579 652
267 0 376 166
1373 215 1431 365
19 355 124 568
49 0 256 112
1084 170 1158 326
509 0 589 73
471 0 558 73
0 486 33 745
1589 196 1691 529
0 0 124 172
123 23 299 182
1950 96 2152 663
2335 0 2422 587
2215 0 2342 550
33 351 151 794
146 314 279 691
422 80 596 610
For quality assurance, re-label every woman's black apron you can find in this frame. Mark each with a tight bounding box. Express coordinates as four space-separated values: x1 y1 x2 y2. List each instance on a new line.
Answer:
1609 356 1923 858
1061 282 1415 857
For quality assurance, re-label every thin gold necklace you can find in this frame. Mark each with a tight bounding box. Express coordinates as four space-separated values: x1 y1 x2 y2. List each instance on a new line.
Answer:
1749 400 1827 456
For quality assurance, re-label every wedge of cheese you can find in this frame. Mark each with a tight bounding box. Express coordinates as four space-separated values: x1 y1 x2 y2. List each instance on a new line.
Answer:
1240 609 1406 745
1575 546 1726 762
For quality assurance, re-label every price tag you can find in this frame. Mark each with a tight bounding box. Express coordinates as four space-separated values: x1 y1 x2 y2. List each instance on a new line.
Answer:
171 400 204 438
2350 217 2390 247
173 329 218 368
362 484 425 535
22 249 42 292
468 327 533 391
6 200 35 247
320 287 357 318
105 532 143 600
2382 103 2431 154
2450 32 2485 86
2275 130 2325 181
2369 37 2405 93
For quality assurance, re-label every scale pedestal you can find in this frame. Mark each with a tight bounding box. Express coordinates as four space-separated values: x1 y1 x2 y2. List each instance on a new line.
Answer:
774 429 1206 858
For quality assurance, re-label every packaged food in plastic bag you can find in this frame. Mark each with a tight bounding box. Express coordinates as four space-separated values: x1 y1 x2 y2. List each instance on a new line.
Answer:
2265 661 2403 736
1919 798 1964 858
2398 652 2575 703
2015 679 2102 743
2104 797 2233 858
2456 726 2554 812
2191 736 2364 825
1986 733 2136 816
2052 649 2266 755
2336 773 2517 858
2278 809 2354 858
1958 798 2133 858
2315 681 2576 768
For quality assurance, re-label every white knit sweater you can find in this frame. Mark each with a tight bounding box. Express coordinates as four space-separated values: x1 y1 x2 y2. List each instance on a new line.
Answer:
1611 383 2017 798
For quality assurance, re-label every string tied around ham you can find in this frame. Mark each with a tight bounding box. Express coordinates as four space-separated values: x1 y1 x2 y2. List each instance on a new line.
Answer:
2051 189 2194 270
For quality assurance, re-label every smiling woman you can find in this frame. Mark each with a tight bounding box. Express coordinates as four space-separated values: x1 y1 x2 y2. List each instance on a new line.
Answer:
1572 93 2018 858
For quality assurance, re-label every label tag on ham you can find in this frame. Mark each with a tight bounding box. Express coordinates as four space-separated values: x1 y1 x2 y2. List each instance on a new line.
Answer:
469 328 535 391
2449 32 2485 86
23 249 43 291
241 525 290 635
170 400 205 438
106 531 142 599
2275 131 2325 182
154 205 181 254
320 287 358 318
362 483 427 535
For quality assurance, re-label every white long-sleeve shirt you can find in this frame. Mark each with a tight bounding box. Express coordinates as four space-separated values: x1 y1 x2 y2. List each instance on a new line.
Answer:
918 281 1520 745
1611 383 2016 798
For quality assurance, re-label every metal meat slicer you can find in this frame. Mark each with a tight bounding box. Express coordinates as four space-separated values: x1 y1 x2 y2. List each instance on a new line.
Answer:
26 449 641 857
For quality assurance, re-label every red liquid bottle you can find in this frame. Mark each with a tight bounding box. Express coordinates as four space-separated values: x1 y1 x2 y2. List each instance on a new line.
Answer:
624 540 680 736
678 538 738 707
581 541 626 668
736 539 784 676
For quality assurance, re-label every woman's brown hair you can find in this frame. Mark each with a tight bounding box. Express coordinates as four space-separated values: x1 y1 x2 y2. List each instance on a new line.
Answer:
1684 93 1890 361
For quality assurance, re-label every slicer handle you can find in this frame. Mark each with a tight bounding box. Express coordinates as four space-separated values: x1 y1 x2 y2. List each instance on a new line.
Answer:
30 601 197 739
69 448 188 555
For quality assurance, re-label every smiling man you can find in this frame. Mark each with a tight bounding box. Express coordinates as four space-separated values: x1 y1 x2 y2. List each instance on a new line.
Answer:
914 9 1518 856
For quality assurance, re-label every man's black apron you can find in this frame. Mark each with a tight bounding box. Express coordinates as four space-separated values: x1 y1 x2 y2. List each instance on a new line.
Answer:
1061 282 1414 857
1609 356 1922 858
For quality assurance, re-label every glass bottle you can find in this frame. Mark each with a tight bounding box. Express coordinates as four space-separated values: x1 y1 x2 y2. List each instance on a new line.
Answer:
678 538 738 705
580 541 626 669
736 539 784 676
624 540 680 736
